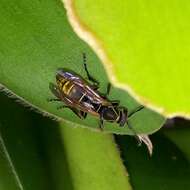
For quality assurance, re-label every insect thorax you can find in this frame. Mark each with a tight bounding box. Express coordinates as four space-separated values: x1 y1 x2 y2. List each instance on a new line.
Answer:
101 106 120 122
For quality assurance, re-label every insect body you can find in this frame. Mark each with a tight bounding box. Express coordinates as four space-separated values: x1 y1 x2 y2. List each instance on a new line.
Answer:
49 53 153 154
50 68 106 118
49 54 138 129
49 68 130 128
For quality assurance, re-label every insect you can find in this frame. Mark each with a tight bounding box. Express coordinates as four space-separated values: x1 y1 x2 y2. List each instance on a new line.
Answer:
49 53 153 154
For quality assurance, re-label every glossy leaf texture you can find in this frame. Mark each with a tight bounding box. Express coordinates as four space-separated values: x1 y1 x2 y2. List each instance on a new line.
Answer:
0 0 165 134
69 0 190 117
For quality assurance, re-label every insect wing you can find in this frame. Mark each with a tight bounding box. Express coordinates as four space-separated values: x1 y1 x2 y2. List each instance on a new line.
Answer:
57 69 105 104
56 82 99 115
57 69 81 81
73 79 105 104
55 69 108 115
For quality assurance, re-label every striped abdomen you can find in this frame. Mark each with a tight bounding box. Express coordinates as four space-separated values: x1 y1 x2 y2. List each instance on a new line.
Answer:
57 77 86 102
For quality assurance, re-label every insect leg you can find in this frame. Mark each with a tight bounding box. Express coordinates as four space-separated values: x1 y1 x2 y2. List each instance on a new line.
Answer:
57 105 70 110
99 117 104 130
71 108 87 119
83 53 99 86
59 95 87 119
47 98 61 102
101 83 112 98
99 110 105 130
110 100 120 106
128 105 144 118
105 83 111 96
57 104 87 119
80 111 87 119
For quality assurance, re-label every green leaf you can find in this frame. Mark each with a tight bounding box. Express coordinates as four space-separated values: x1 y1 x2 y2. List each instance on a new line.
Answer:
34 117 74 190
50 124 131 190
0 93 53 190
116 132 190 190
163 119 190 161
70 0 190 116
0 134 23 190
0 0 164 134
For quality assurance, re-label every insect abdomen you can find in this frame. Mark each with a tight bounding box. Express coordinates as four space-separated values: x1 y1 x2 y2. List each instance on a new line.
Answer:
57 77 85 101
62 81 74 95
57 77 74 95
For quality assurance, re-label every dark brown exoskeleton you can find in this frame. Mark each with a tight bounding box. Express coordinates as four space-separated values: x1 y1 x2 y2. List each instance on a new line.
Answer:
49 53 153 154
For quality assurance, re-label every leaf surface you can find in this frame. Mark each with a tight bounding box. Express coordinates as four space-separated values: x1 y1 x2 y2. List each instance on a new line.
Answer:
70 0 190 116
0 0 165 134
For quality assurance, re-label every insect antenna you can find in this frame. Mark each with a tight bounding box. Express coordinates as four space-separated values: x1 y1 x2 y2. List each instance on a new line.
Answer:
128 105 144 118
83 52 87 65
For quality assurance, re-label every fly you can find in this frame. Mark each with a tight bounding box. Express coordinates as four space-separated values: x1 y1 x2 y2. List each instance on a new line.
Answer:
48 53 153 155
